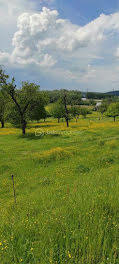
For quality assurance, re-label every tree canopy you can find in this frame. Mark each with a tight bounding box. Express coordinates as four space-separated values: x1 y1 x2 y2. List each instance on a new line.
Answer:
106 103 119 122
49 99 65 123
0 66 47 134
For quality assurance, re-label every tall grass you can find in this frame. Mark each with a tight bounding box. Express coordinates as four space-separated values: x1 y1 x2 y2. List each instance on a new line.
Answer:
0 118 119 263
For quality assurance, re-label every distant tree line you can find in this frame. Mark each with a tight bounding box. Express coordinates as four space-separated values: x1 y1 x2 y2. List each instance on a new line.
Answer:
46 90 82 105
87 92 114 100
45 90 115 104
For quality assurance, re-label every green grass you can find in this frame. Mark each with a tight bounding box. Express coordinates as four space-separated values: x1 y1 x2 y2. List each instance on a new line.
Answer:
0 117 119 263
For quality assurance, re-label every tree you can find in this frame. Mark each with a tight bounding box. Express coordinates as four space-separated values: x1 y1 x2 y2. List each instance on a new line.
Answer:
0 67 9 86
80 107 91 118
29 93 48 122
50 100 65 123
106 103 119 122
2 78 40 135
89 99 96 106
0 91 10 128
0 67 10 128
41 108 47 122
98 102 108 119
47 90 82 105
62 91 69 127
70 106 80 122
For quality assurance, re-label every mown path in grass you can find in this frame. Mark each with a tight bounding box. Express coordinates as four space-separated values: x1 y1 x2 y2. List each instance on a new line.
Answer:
0 119 119 263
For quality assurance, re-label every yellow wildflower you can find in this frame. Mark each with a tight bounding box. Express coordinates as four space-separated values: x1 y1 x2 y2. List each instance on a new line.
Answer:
4 246 8 249
68 251 72 259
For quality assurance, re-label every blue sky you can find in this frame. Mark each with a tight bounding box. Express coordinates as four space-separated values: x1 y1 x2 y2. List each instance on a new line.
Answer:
0 0 119 92
43 0 119 24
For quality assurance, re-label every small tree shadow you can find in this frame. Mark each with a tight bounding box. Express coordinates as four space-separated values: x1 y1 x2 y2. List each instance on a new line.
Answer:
28 124 59 128
17 133 45 140
47 133 61 138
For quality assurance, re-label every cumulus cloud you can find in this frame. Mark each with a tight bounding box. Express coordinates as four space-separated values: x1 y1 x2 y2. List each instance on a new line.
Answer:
1 8 119 66
0 0 36 18
1 6 119 90
115 47 119 58
0 52 11 63
0 0 37 51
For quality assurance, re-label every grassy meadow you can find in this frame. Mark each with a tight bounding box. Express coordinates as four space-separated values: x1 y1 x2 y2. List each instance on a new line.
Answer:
0 115 119 263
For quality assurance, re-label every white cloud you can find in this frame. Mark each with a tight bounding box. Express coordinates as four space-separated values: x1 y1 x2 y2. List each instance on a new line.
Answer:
0 52 10 63
0 0 37 51
2 8 119 65
115 47 119 58
1 5 119 91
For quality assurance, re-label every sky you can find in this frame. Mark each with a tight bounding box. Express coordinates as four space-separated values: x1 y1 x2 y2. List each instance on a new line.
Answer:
1 0 119 92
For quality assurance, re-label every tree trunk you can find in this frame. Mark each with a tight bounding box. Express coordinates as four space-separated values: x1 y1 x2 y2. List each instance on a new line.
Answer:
114 116 116 122
1 121 4 128
63 93 69 127
58 118 60 123
66 117 69 127
21 120 26 135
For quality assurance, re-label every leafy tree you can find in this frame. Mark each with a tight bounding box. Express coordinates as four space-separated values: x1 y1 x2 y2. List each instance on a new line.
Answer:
29 93 48 122
62 91 69 127
40 108 48 122
66 91 82 105
0 91 10 128
70 106 80 122
80 107 91 118
98 102 108 119
89 99 96 106
106 103 119 122
8 103 23 128
2 77 41 134
0 67 11 128
47 90 82 105
50 100 65 123
80 99 90 106
0 67 9 86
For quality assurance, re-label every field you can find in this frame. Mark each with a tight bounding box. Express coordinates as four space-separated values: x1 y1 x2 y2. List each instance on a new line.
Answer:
0 116 119 264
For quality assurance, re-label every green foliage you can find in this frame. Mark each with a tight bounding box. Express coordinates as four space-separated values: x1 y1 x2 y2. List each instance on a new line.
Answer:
80 107 91 118
8 103 27 128
80 99 90 106
89 99 96 106
6 81 41 131
106 102 119 121
70 106 80 121
49 100 65 121
0 66 9 86
29 93 47 122
0 68 48 133
47 89 82 105
87 92 113 99
0 66 11 127
99 102 108 115
0 92 7 126
0 90 12 127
